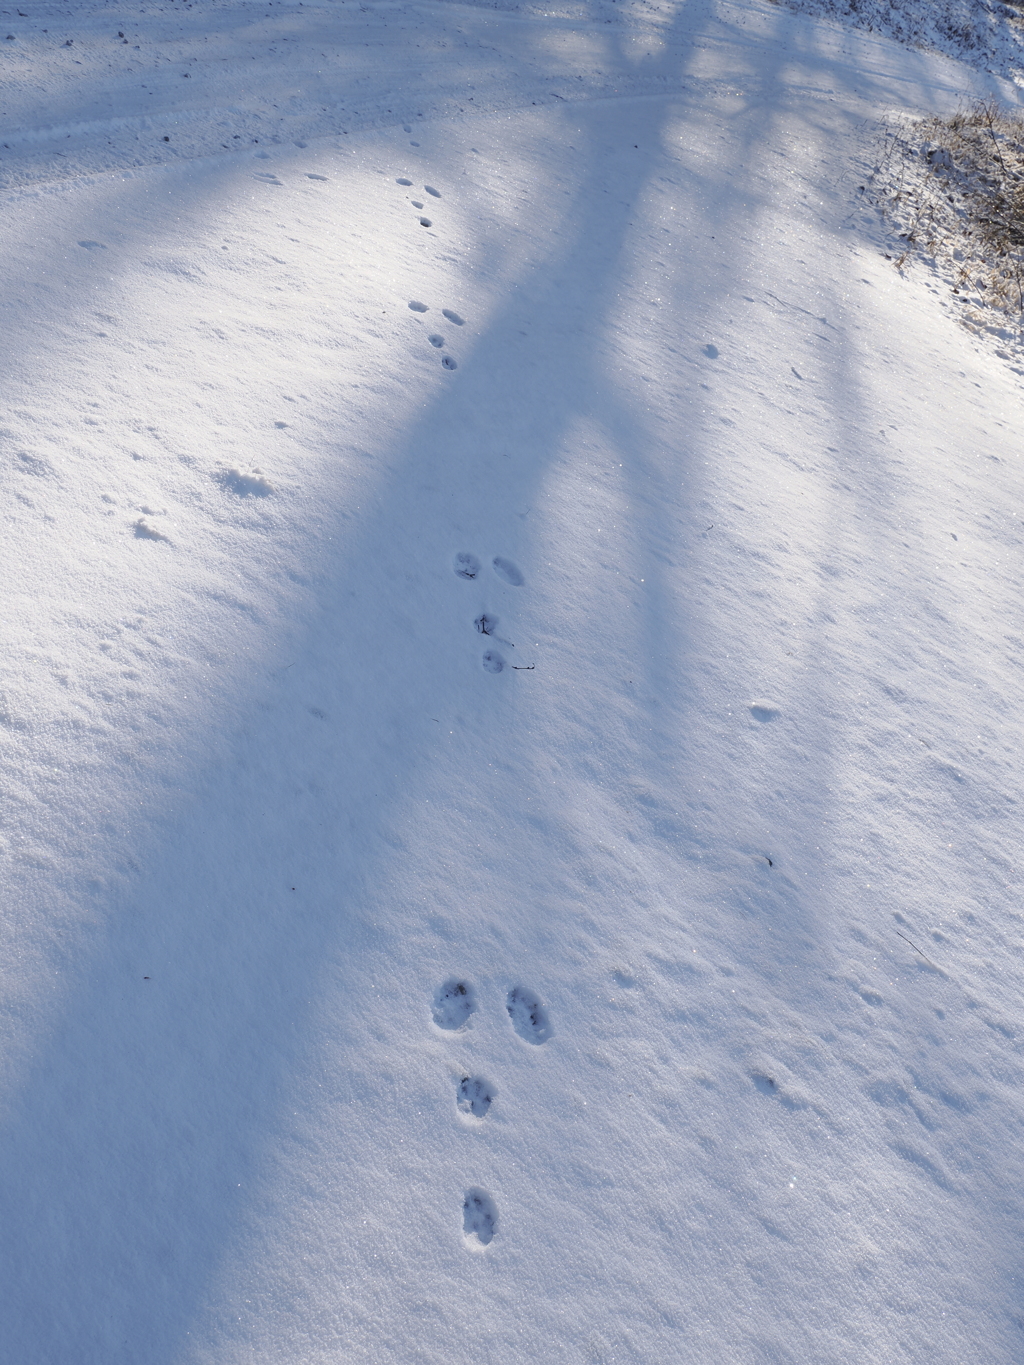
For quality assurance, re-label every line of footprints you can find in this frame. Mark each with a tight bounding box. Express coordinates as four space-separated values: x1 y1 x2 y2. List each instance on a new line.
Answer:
453 551 525 674
399 171 465 371
433 978 552 1250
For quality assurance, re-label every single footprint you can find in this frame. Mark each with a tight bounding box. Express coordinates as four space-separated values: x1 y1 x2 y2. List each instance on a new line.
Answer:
428 334 444 347
492 556 524 587
482 649 505 674
432 979 477 1030
506 986 552 1044
412 200 424 209
442 356 457 370
408 300 428 312
749 701 780 722
425 185 441 197
474 613 498 637
453 552 480 580
397 177 413 185
442 309 465 326
306 173 328 181
419 217 433 227
463 1189 498 1248
457 1075 495 1119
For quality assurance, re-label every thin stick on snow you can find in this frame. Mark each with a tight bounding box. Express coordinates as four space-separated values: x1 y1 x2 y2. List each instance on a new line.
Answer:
895 929 938 969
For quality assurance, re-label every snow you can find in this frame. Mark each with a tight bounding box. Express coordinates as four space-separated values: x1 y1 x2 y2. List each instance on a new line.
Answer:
2 0 1024 1360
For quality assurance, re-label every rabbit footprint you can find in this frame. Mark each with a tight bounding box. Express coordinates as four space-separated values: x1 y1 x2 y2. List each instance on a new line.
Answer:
433 979 477 1030
506 986 552 1044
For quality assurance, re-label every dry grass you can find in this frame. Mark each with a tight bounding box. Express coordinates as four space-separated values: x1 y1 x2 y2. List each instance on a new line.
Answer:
868 100 1024 347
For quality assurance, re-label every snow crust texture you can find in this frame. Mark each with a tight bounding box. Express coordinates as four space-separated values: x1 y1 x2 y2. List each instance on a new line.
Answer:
3 0 1024 1362
781 0 1024 84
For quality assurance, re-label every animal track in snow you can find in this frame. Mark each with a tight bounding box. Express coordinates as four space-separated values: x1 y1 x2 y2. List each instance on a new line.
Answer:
419 217 433 228
492 556 524 586
453 552 480 580
506 986 552 1044
412 200 424 209
749 701 780 722
442 356 457 370
306 173 328 181
78 240 107 250
457 1075 495 1119
482 649 505 674
397 177 413 186
428 334 444 347
474 613 499 637
432 979 477 1030
463 1189 498 1248
425 185 441 198
408 300 428 312
442 309 465 325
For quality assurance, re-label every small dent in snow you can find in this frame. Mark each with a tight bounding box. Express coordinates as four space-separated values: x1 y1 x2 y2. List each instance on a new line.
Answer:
425 185 441 197
703 343 719 358
428 334 444 347
475 613 499 636
750 1069 808 1111
457 1075 494 1119
412 200 424 209
442 309 465 326
409 300 428 312
482 649 505 673
442 355 457 370
134 517 169 542
419 217 432 227
453 552 480 579
78 240 107 250
492 556 524 586
749 701 779 722
463 1188 497 1247
306 173 327 181
507 986 552 1044
219 467 274 497
433 979 477 1030
17 452 56 478
397 177 413 185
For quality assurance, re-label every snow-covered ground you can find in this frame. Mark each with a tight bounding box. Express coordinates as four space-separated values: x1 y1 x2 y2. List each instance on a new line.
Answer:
3 0 1024 1360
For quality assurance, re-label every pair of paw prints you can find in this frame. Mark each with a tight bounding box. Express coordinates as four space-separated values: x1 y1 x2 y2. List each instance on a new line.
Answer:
452 553 527 674
432 978 552 1249
407 298 462 370
432 978 551 1044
